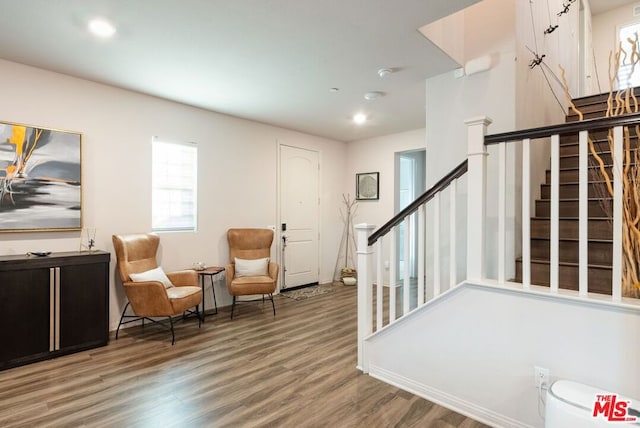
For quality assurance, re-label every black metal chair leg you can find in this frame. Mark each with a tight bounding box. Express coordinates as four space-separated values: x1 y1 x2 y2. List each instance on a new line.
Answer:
195 305 202 327
211 277 218 315
270 293 276 317
230 296 236 320
115 302 130 340
169 316 175 345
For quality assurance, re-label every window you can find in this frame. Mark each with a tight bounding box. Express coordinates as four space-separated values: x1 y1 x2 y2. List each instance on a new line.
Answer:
152 139 197 232
617 23 640 90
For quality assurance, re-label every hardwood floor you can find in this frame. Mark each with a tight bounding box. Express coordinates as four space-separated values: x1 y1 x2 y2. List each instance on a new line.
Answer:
0 284 489 428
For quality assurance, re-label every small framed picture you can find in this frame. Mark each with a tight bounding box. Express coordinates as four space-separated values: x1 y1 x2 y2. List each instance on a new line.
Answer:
356 172 379 200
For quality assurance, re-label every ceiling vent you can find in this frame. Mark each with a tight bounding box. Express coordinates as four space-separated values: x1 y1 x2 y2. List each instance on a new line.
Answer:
634 5 640 16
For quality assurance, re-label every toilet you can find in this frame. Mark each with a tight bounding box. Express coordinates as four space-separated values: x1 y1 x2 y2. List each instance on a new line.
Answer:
546 380 639 427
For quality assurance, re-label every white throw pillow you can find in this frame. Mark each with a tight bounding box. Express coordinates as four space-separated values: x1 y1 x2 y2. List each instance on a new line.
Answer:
235 257 269 277
129 266 174 288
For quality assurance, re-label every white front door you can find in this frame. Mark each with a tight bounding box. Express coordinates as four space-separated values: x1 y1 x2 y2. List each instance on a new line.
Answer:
279 145 320 289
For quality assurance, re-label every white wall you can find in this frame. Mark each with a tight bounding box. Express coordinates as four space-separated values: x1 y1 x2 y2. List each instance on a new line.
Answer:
592 2 640 94
346 128 426 229
419 10 465 66
425 0 517 186
425 0 517 285
581 0 595 96
0 59 347 330
366 283 640 427
515 0 579 130
346 129 425 285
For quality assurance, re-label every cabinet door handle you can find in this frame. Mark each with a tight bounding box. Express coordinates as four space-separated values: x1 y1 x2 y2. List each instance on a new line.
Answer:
55 267 60 351
49 268 55 352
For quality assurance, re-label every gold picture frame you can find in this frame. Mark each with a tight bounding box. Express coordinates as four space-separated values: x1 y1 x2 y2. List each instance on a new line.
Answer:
0 120 82 232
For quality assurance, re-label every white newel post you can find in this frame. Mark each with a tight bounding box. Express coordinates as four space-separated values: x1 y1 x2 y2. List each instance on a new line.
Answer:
465 116 492 282
355 223 376 373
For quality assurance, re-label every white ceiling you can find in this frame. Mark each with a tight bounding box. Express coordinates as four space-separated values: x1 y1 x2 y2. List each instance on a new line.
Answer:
0 0 480 142
590 0 638 16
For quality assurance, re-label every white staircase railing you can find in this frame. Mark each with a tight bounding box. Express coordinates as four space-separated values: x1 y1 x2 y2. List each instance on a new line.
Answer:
356 113 640 371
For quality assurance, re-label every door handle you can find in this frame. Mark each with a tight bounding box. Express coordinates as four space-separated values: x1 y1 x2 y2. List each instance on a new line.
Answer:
49 268 55 352
54 267 60 351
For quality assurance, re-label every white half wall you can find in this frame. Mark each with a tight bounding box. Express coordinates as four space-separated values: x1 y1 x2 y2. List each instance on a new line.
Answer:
0 59 347 330
366 282 640 427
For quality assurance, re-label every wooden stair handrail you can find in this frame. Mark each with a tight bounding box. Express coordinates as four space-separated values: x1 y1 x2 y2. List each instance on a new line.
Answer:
485 111 640 145
368 159 468 246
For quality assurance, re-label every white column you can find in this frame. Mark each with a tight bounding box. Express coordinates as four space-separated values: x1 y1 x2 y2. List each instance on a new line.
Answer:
376 238 383 331
403 216 411 314
550 134 560 293
389 227 397 322
578 131 589 296
418 204 426 305
465 116 492 281
498 142 507 284
433 193 441 296
449 179 457 289
355 223 376 373
522 138 531 288
612 126 623 302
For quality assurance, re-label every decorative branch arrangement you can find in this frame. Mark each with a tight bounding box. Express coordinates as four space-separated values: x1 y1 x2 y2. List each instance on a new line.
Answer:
333 194 358 284
528 0 640 297
560 37 640 298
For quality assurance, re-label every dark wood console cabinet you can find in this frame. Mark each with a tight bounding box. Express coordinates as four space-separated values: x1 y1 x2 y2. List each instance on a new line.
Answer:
0 251 110 370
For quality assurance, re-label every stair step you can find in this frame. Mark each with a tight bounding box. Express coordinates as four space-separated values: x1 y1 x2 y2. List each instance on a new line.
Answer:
559 133 638 149
535 198 612 217
567 99 640 119
565 101 610 116
560 130 612 144
514 259 612 295
569 87 640 111
560 152 607 168
530 217 612 240
570 92 609 108
570 89 640 109
540 181 612 199
559 151 639 168
546 166 613 183
566 110 621 122
566 107 640 121
530 238 612 265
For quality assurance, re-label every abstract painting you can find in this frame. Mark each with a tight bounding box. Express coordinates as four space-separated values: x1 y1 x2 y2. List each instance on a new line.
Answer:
0 121 82 231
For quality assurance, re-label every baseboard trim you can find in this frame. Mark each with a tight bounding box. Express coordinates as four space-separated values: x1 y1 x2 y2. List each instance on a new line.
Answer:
368 365 533 428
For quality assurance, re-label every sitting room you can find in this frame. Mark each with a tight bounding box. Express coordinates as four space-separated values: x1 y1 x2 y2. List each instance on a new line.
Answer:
0 1 490 426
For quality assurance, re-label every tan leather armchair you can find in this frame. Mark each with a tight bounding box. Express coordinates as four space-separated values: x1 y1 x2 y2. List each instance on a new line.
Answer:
112 233 203 344
225 228 279 319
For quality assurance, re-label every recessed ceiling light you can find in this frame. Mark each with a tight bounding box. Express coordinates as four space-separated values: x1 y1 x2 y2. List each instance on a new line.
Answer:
364 91 384 101
377 68 393 78
88 18 116 38
353 113 367 125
